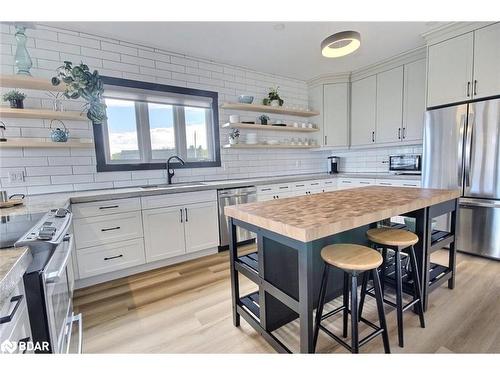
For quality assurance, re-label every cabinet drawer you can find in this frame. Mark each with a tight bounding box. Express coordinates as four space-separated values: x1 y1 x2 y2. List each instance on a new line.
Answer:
0 280 27 343
72 197 141 218
257 183 291 194
73 211 143 249
141 190 216 210
4 304 32 354
76 238 146 279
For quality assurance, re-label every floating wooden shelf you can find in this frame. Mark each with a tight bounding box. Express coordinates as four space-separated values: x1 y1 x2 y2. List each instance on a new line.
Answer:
223 143 317 149
0 138 94 148
222 122 319 132
0 107 87 121
0 74 66 92
221 103 319 117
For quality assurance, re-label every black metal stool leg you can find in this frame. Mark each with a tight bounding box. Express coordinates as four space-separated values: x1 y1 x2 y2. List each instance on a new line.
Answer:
372 268 390 353
313 265 330 350
395 249 404 348
350 273 359 353
358 271 369 322
380 247 388 294
409 246 426 328
342 272 349 338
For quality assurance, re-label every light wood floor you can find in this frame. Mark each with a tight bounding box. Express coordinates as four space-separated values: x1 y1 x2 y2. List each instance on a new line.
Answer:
74 246 500 353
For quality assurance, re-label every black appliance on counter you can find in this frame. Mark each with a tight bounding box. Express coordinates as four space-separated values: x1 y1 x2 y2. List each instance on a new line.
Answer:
327 156 339 174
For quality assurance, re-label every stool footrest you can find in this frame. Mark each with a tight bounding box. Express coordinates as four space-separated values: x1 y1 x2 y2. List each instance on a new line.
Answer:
365 289 421 312
317 306 385 352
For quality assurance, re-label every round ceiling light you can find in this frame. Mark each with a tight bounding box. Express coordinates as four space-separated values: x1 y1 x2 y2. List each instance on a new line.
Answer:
321 30 361 58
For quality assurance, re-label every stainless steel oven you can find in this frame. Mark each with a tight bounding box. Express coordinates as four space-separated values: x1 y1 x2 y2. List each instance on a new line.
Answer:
16 208 82 353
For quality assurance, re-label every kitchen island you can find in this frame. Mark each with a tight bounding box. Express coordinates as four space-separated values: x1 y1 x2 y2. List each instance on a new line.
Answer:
224 186 460 353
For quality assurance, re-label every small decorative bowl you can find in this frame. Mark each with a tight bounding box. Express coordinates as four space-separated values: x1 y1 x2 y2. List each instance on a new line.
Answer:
238 95 254 104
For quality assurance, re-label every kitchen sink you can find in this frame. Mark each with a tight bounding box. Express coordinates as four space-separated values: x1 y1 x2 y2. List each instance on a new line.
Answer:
140 182 207 190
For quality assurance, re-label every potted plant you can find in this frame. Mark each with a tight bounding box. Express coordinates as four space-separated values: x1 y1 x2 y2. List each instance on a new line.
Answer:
259 114 270 125
229 128 240 145
263 86 283 107
2 90 26 109
51 61 107 124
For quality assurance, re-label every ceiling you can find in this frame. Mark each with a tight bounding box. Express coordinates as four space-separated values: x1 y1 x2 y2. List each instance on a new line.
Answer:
46 22 445 81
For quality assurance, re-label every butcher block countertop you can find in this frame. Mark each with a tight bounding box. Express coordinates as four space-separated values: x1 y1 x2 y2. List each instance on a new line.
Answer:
224 186 460 242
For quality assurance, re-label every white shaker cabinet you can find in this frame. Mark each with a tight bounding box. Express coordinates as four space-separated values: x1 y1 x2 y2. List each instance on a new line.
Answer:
142 206 186 262
402 59 426 141
375 66 404 144
473 23 500 100
184 202 219 254
323 83 349 147
427 32 474 107
351 75 377 146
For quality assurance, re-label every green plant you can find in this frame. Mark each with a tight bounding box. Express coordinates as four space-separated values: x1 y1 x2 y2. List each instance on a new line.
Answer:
229 128 240 139
263 86 283 106
259 114 270 124
51 61 106 124
2 90 26 101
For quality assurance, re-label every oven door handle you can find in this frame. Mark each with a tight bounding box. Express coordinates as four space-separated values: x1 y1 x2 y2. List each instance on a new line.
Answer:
45 234 73 284
66 313 83 354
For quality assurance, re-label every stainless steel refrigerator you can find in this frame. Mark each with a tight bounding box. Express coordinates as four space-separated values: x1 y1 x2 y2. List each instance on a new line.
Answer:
423 98 500 260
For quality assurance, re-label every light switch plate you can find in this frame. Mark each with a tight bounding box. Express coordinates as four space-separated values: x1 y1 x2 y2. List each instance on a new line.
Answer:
8 170 25 183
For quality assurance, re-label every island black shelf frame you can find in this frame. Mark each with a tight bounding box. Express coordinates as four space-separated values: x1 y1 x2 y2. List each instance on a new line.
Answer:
228 197 459 353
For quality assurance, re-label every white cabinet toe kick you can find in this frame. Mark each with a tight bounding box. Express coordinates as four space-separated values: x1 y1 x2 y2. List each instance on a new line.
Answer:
72 190 219 288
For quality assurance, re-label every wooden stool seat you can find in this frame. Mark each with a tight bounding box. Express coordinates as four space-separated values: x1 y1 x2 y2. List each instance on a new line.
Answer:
321 244 383 271
366 228 418 247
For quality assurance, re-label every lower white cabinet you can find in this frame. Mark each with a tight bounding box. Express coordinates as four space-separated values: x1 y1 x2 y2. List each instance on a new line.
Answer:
142 200 219 262
184 202 219 254
142 206 186 262
76 238 146 279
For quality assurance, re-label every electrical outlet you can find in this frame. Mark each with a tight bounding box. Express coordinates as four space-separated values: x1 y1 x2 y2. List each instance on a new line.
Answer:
8 170 25 184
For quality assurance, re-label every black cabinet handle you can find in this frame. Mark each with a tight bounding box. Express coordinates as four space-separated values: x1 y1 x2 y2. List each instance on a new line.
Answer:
101 226 120 232
104 254 123 261
0 295 23 324
402 127 406 139
398 128 401 139
371 131 375 142
185 208 188 222
99 205 119 210
180 208 183 223
467 81 471 97
473 80 477 96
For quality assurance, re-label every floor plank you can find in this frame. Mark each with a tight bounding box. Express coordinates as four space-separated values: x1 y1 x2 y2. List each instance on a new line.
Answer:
74 246 500 353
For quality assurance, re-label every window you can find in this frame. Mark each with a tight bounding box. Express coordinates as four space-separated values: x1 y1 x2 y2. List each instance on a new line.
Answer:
94 77 220 172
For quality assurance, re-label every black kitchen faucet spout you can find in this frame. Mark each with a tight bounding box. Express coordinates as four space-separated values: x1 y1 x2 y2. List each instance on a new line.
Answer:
166 156 185 184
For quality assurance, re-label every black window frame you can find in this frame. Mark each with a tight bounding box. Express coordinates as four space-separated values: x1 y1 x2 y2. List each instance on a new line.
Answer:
93 76 221 172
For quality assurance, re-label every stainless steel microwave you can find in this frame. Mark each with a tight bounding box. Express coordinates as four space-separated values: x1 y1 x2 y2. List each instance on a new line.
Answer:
389 155 421 174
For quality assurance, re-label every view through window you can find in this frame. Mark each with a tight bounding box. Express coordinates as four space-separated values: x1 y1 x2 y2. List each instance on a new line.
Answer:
95 78 219 171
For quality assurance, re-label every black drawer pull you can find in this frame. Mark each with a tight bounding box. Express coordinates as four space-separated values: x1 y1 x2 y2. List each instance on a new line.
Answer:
104 254 123 261
261 188 272 191
296 184 305 187
279 186 288 189
99 205 119 210
0 295 23 324
101 226 121 232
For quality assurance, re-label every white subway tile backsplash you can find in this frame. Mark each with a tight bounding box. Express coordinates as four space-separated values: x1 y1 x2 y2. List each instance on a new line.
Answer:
58 33 100 49
101 41 138 56
25 166 73 176
51 174 93 184
35 39 80 54
81 46 120 61
48 156 92 166
72 165 97 174
73 182 113 191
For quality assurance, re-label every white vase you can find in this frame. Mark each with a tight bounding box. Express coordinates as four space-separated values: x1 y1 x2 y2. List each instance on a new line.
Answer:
229 137 238 145
270 100 280 107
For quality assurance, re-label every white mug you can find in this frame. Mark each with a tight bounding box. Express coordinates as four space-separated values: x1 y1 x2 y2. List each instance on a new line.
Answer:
229 115 240 124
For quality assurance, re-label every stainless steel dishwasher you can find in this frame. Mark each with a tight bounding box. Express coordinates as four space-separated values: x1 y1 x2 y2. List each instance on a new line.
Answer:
218 186 257 249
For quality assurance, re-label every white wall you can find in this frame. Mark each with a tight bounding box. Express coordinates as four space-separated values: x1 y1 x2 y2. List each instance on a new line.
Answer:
0 23 331 196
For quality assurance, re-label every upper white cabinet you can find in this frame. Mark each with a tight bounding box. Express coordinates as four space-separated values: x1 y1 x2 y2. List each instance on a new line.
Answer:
351 75 377 146
308 82 349 147
403 59 426 141
427 33 473 107
427 23 500 107
323 83 349 147
473 23 500 100
375 66 404 144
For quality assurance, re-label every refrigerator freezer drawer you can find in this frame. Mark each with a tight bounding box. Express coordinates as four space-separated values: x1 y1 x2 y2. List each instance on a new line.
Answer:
457 199 500 260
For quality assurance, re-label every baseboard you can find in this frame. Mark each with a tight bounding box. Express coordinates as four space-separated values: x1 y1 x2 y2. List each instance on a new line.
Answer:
74 247 218 289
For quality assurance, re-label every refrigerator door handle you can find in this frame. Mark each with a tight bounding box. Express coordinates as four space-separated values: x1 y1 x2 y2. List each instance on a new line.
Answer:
464 113 474 188
457 114 466 187
460 198 500 209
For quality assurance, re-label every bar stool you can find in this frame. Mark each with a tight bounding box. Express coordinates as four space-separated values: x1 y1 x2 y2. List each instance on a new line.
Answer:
313 244 390 354
360 228 425 348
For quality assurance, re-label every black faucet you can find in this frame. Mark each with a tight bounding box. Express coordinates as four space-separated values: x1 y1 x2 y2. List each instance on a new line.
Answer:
166 156 185 184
